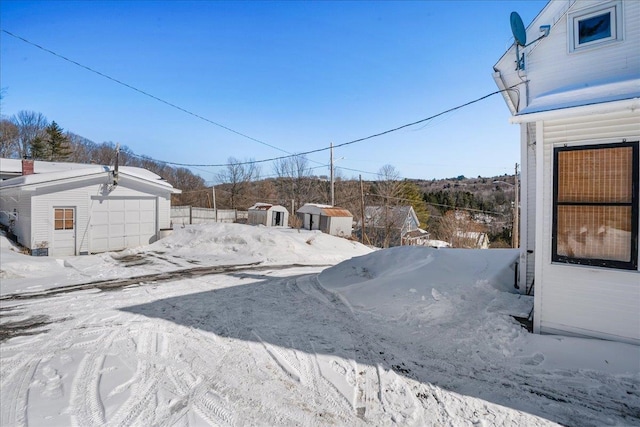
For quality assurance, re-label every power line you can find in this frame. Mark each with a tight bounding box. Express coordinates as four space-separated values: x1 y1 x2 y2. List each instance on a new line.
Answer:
1 29 290 155
3 29 520 172
128 85 519 168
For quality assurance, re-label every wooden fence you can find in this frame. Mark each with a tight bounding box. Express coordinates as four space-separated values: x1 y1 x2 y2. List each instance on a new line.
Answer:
171 206 248 225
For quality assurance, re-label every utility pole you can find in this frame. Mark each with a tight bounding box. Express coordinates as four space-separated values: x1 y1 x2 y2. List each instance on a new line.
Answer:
330 143 334 206
212 186 217 223
360 175 366 245
513 163 519 248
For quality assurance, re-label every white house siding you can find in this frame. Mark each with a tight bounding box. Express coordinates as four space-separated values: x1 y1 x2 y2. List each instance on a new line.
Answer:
517 1 640 105
0 191 32 248
520 123 537 294
158 196 171 229
534 110 640 344
31 184 93 256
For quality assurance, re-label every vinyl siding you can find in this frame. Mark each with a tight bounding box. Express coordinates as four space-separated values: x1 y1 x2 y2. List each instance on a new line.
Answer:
521 123 537 293
536 110 640 344
158 196 171 229
3 175 174 256
32 184 93 255
494 1 639 113
525 1 640 102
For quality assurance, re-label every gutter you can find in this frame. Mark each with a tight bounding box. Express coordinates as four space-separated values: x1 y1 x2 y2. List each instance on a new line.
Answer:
493 69 519 115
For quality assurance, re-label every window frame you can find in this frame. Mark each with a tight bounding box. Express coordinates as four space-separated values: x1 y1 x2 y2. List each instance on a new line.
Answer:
552 141 639 270
568 1 623 53
54 208 75 231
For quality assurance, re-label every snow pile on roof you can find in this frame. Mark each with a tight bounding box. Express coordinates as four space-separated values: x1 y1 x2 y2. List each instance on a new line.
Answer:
0 158 174 189
518 76 640 116
0 166 109 188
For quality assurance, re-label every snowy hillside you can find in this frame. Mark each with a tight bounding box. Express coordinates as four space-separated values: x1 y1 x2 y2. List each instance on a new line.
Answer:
1 224 638 426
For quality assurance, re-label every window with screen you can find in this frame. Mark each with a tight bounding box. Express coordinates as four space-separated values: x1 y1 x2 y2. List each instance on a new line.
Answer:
54 208 74 230
553 142 638 270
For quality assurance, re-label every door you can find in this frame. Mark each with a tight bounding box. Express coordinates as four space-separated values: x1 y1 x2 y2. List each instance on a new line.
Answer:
53 207 76 256
272 211 282 226
90 197 157 253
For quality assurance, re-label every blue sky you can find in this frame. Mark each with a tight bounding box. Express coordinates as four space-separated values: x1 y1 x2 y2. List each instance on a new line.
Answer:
0 0 547 183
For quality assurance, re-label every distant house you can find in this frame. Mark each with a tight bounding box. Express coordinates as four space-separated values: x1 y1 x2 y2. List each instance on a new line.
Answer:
363 205 420 248
248 203 289 227
493 0 639 344
453 231 490 250
296 203 352 237
0 158 180 256
401 228 431 246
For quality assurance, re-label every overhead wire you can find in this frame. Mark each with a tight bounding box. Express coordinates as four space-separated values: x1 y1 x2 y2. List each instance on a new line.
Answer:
126 84 520 168
1 29 290 155
3 29 520 176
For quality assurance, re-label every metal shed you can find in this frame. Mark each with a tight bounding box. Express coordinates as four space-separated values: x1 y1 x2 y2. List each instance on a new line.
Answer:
247 203 289 227
296 203 353 237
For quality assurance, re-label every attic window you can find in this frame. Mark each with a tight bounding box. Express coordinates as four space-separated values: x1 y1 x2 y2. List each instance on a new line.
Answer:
552 142 638 270
569 1 622 52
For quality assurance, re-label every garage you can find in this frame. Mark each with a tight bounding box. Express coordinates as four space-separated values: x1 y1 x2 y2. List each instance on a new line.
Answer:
0 160 180 257
90 196 157 253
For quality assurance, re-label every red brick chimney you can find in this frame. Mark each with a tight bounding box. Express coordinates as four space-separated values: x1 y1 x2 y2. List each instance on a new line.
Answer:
22 159 34 175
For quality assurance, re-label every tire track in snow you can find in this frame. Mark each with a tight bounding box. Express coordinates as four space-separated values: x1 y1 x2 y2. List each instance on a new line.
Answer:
108 326 168 427
69 330 119 427
0 358 40 427
1 321 78 427
252 329 302 383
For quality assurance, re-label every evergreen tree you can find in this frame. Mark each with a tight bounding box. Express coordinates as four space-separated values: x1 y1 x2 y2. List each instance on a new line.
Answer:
45 121 72 161
29 135 48 160
400 181 429 228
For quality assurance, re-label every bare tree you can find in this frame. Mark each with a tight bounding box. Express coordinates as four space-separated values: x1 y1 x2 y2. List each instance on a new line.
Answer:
437 210 486 248
216 157 260 209
0 119 20 158
12 111 48 157
369 164 404 247
272 154 313 212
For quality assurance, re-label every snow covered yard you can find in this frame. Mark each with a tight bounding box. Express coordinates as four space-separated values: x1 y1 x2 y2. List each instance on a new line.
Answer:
1 224 639 426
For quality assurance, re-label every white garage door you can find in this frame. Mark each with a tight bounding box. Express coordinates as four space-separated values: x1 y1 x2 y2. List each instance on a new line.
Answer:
90 197 157 253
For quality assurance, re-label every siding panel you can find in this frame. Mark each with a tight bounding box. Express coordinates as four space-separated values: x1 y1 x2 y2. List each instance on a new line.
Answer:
538 111 640 344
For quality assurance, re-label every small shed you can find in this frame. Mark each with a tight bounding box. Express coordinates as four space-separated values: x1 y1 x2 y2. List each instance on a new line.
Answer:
248 203 289 227
0 159 180 256
296 203 353 237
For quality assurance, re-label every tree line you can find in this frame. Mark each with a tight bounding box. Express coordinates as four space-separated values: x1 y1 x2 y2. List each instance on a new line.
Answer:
1 109 514 247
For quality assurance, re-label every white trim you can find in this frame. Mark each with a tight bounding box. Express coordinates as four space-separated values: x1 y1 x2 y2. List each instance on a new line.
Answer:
533 121 545 334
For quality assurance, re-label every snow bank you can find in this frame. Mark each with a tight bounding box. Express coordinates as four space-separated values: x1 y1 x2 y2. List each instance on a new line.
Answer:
319 246 520 317
1 223 372 296
319 246 640 376
147 223 373 266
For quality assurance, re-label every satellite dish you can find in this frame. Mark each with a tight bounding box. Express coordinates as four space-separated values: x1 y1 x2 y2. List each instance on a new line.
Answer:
510 12 527 46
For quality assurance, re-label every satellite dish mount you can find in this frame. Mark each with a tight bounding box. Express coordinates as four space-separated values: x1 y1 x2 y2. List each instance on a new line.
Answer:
510 11 549 71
